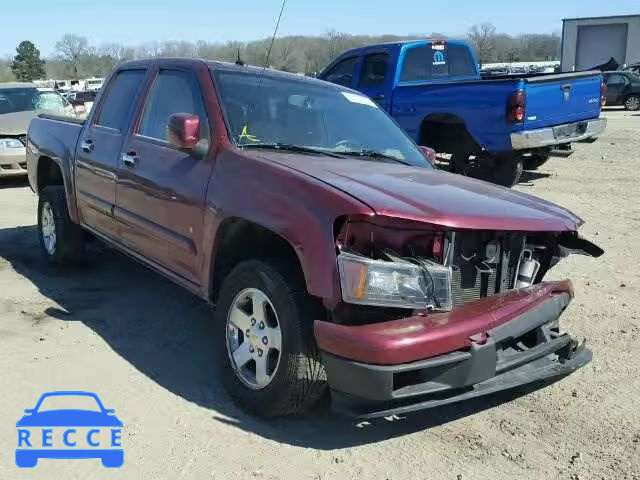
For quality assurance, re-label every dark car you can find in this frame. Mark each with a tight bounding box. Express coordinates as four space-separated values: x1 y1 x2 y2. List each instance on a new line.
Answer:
66 90 97 107
624 63 640 76
26 58 602 419
603 71 640 111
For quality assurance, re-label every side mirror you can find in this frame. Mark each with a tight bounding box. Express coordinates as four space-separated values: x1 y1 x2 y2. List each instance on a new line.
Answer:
419 146 437 167
168 113 200 150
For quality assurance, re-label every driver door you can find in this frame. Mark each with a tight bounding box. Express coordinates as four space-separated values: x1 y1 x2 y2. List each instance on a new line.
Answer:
355 51 391 111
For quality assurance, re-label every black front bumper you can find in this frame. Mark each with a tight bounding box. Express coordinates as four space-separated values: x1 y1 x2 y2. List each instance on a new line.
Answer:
322 293 592 418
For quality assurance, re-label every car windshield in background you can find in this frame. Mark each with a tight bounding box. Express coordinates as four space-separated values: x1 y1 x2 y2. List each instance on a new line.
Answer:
0 88 69 115
212 70 430 168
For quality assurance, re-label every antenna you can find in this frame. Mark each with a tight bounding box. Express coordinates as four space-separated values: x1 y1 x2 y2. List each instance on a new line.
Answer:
242 0 288 143
235 48 245 66
261 0 287 73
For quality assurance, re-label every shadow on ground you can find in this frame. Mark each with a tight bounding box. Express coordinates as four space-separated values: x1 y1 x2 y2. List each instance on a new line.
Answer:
519 170 552 185
0 224 560 449
0 177 29 189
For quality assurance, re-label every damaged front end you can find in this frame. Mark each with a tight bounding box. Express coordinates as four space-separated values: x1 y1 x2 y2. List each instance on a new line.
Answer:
316 215 603 417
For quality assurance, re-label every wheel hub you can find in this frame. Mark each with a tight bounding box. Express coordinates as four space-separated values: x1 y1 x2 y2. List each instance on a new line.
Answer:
41 202 56 255
226 288 282 390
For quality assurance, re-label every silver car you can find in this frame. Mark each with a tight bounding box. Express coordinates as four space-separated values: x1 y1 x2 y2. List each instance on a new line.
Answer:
0 82 74 177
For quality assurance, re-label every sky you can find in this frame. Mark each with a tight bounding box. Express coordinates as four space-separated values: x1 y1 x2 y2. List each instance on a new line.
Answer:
2 0 639 57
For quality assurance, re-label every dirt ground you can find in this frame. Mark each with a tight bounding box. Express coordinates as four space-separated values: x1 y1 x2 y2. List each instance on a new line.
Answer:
0 108 639 479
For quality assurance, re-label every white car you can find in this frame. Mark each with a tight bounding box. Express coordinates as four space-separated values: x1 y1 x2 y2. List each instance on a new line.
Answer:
85 78 104 92
0 83 75 177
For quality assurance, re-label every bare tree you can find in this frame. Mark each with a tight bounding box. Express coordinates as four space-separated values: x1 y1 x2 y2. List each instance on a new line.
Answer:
0 56 15 82
43 28 560 80
467 23 497 65
55 34 90 75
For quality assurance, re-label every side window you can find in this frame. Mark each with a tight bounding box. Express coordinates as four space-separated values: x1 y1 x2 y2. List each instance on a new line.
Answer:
605 74 622 85
401 45 433 82
138 70 210 142
323 57 359 87
95 70 146 131
358 53 389 88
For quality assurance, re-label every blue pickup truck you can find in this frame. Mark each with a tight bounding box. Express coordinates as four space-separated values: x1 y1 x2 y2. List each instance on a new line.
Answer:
319 39 607 186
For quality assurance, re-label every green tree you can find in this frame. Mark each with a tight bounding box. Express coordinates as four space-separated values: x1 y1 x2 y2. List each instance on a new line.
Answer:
11 41 46 81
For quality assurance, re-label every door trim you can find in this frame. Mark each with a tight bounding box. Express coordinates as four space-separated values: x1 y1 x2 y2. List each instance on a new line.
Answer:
114 204 197 255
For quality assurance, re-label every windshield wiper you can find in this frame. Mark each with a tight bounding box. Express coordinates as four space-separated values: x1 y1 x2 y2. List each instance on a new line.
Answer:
338 149 411 166
241 143 345 159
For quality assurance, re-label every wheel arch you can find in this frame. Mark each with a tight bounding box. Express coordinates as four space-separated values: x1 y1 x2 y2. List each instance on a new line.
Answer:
419 113 481 154
36 156 64 193
34 155 80 224
208 217 310 305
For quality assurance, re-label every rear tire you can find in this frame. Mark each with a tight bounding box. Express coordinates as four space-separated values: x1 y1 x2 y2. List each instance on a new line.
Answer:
37 186 85 266
624 95 640 111
216 259 326 417
452 152 523 187
523 153 550 170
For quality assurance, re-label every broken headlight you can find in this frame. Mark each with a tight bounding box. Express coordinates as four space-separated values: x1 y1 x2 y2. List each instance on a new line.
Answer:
337 252 453 311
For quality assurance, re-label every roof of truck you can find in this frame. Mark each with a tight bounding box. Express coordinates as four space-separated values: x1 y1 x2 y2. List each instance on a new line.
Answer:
117 57 347 89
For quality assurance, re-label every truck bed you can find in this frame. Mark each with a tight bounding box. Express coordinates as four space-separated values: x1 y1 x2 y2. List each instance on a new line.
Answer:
391 71 603 152
26 114 84 195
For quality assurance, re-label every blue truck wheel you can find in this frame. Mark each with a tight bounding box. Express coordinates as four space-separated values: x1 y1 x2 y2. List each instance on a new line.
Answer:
15 450 38 468
101 450 124 468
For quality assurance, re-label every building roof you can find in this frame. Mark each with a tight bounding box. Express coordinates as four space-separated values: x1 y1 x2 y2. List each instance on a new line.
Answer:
563 14 640 22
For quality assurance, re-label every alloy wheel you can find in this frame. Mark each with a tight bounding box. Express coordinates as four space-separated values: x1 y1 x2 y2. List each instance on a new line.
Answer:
226 288 282 390
41 201 57 255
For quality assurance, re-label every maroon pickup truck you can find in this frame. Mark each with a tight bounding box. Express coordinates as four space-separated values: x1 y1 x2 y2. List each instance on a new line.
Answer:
26 58 602 419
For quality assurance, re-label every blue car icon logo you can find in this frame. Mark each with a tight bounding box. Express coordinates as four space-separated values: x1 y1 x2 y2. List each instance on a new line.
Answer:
16 391 123 468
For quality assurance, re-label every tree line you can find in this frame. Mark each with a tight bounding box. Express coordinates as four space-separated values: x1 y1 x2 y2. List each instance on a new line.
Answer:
1 24 560 82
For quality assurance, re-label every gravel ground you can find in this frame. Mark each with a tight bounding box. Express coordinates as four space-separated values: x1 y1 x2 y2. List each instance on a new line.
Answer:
0 108 638 479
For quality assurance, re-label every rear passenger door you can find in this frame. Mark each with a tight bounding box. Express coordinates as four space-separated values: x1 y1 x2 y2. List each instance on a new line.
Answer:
75 69 147 238
356 52 391 110
115 66 214 285
604 74 627 104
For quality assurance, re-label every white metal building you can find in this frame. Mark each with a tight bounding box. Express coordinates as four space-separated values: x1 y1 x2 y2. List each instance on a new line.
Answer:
561 15 640 71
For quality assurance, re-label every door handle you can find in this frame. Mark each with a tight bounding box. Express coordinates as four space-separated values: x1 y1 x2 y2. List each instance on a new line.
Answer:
373 94 385 101
80 139 94 153
121 152 139 167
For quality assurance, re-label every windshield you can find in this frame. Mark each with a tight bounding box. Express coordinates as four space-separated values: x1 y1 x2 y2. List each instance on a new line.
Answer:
212 70 430 168
36 394 102 412
0 88 70 115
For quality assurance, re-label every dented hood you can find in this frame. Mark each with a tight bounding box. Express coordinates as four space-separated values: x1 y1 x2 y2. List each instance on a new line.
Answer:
260 153 583 231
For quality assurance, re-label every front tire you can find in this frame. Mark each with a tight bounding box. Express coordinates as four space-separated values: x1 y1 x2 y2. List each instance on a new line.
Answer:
216 259 326 417
38 186 84 265
624 95 640 111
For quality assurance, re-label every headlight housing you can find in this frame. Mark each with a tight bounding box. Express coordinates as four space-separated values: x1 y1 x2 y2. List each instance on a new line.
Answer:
337 252 453 311
0 138 24 149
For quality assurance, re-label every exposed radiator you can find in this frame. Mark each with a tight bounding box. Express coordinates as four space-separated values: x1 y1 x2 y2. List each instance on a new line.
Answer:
449 232 525 307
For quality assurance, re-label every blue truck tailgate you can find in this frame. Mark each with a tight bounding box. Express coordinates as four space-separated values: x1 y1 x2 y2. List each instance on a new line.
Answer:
521 72 602 131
